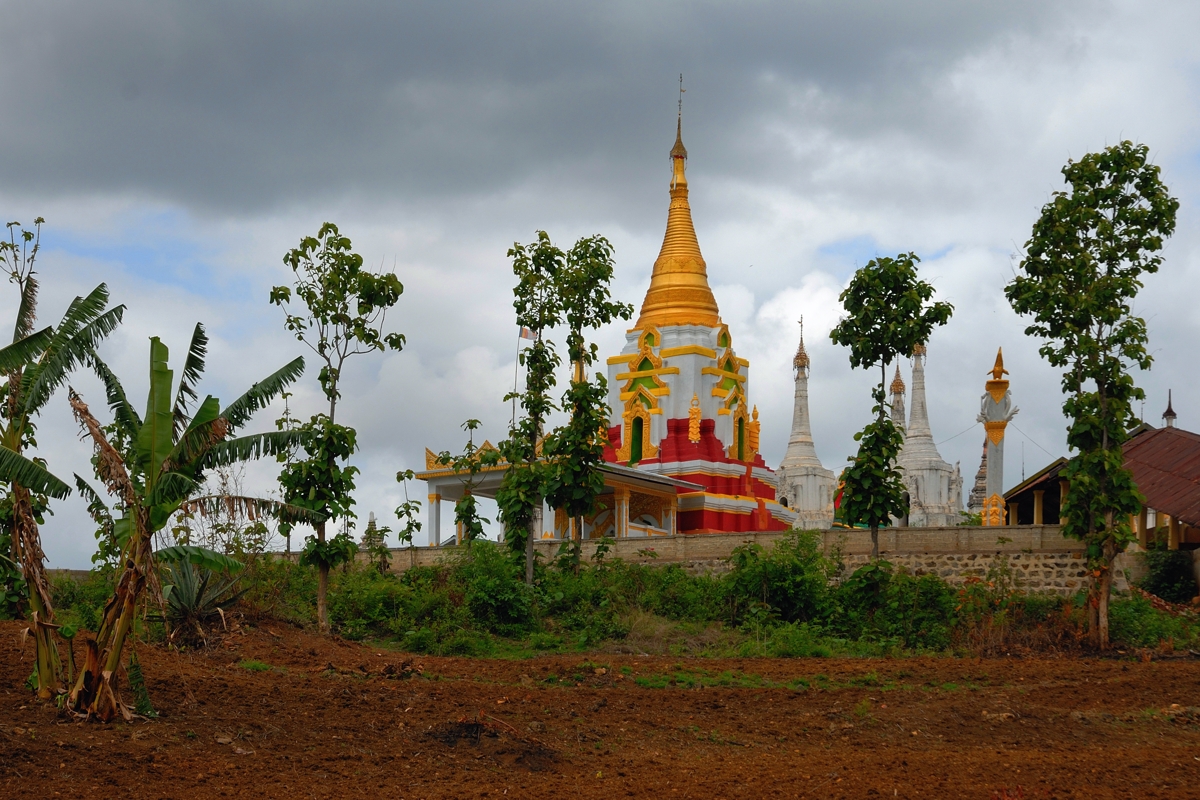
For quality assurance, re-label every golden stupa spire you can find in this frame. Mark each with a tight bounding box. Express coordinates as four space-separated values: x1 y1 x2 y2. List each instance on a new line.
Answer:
635 79 721 330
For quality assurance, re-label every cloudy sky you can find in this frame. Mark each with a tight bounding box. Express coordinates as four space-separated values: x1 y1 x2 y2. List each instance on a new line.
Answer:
3 1 1197 567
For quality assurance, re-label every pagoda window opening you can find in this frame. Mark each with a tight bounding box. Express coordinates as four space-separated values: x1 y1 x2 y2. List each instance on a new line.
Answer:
630 417 644 465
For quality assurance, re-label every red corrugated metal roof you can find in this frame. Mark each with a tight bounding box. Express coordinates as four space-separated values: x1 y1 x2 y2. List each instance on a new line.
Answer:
1122 426 1200 527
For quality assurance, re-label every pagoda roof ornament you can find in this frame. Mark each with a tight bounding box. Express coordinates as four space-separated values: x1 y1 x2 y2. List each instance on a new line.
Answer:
793 317 810 369
634 80 721 330
1164 389 1177 427
890 363 906 395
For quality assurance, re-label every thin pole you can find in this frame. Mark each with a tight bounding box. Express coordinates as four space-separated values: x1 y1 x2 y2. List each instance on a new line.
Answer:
512 329 522 427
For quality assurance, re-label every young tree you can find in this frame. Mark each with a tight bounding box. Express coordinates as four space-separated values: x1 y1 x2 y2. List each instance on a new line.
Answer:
437 419 500 545
497 232 564 584
68 331 311 719
541 235 632 570
1006 141 1178 649
0 218 125 699
270 222 405 633
830 253 953 559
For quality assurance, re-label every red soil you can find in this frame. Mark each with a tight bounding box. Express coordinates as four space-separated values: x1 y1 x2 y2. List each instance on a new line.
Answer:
3 618 1200 799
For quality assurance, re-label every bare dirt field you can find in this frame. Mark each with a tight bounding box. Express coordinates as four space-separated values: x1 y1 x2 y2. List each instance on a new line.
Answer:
4 619 1200 799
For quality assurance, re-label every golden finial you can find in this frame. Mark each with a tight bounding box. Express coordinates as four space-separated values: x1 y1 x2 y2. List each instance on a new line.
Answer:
913 342 926 358
671 74 688 160
793 317 810 369
890 364 906 395
635 80 721 330
989 348 1009 380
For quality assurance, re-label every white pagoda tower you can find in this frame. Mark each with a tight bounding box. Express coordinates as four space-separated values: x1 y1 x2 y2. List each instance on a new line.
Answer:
776 330 836 529
895 345 963 526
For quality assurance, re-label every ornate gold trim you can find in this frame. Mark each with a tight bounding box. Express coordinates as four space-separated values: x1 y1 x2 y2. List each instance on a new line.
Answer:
984 420 1007 445
688 394 702 443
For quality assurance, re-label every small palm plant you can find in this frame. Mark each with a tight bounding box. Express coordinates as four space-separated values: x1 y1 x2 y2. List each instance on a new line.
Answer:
67 325 319 720
156 546 246 647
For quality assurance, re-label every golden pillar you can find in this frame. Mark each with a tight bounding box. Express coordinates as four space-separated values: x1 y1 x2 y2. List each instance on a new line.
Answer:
1033 490 1045 525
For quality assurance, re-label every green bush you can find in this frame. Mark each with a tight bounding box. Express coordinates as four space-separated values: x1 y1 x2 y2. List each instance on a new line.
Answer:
1138 546 1197 604
726 530 832 624
832 561 956 651
50 571 114 633
327 564 411 640
1109 593 1200 649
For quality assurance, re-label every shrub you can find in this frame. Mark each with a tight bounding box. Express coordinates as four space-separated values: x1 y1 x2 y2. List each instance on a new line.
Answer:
327 564 411 640
832 561 956 651
726 530 832 624
51 571 114 634
1109 593 1200 649
1138 546 1197 605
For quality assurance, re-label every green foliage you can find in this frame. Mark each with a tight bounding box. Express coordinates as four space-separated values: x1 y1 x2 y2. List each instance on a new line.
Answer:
49 571 114 634
1109 593 1200 649
393 469 422 548
830 253 953 553
1006 141 1179 646
0 543 26 618
1138 546 1197 604
360 517 392 574
726 531 832 624
299 531 358 571
156 545 245 574
277 414 359 529
158 560 245 647
831 561 957 651
270 221 405 403
435 419 500 545
838 402 907 532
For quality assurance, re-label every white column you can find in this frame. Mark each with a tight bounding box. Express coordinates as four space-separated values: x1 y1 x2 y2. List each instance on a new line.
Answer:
427 493 441 546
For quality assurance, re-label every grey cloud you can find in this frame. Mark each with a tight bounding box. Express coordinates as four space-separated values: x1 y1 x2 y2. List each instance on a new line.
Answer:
2 0 1080 214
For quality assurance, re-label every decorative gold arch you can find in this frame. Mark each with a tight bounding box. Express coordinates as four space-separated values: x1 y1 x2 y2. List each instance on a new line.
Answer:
616 390 659 463
726 400 751 461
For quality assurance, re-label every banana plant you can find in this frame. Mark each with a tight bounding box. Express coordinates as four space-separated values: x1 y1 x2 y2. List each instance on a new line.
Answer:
0 221 126 700
67 325 317 720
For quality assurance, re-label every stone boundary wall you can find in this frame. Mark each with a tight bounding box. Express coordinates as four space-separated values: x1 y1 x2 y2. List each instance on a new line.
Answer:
371 525 1141 596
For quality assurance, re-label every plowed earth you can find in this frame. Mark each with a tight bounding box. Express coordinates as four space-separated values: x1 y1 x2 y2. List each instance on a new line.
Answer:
3 620 1200 799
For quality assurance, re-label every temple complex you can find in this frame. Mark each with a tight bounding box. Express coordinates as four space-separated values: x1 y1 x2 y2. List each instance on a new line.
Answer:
775 328 837 529
602 118 790 534
894 345 964 526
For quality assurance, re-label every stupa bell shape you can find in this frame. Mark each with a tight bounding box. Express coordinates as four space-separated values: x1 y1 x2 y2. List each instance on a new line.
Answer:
635 119 722 330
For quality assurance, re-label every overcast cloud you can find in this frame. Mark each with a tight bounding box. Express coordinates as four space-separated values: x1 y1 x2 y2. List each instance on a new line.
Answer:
1 0 1197 566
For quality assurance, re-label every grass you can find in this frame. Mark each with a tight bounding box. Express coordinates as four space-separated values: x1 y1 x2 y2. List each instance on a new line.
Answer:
238 659 274 672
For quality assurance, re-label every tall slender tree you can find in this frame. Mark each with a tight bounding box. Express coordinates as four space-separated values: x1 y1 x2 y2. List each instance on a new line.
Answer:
497 232 564 584
830 253 953 559
541 235 632 569
0 218 125 699
1006 141 1178 649
270 222 405 633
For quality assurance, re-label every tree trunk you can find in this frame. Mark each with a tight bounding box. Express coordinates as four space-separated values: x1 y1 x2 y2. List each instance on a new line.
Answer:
316 520 329 634
1097 567 1112 649
70 518 151 721
870 524 880 561
573 514 584 575
526 505 538 585
12 484 62 699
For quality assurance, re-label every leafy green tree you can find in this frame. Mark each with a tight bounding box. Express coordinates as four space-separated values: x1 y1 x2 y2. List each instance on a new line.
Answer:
0 218 125 699
497 232 565 584
830 253 953 559
541 235 632 571
270 222 405 633
1005 141 1178 649
437 419 500 545
68 330 311 720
